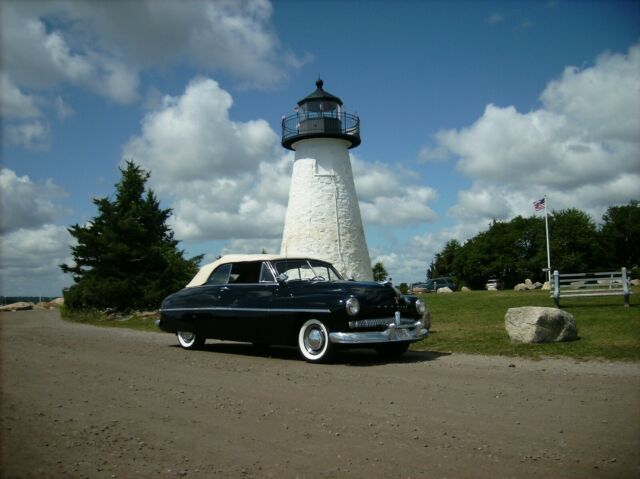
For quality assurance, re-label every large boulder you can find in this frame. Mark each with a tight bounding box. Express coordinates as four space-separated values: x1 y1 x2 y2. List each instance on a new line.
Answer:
505 307 578 343
461 286 472 292
524 279 534 289
436 287 453 293
0 302 34 312
541 281 551 291
631 279 640 287
513 283 528 291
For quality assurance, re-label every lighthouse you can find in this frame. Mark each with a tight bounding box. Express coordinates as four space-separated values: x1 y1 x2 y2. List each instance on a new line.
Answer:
280 79 373 281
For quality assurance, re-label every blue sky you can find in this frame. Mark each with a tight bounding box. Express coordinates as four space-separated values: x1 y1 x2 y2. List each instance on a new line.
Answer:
1 0 639 296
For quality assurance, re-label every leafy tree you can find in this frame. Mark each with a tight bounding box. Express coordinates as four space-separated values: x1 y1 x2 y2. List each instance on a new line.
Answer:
60 162 202 311
428 239 461 279
600 201 640 270
548 209 602 273
372 261 388 282
450 216 547 289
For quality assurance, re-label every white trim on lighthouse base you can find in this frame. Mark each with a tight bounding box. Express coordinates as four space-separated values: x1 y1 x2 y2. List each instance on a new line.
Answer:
280 138 373 281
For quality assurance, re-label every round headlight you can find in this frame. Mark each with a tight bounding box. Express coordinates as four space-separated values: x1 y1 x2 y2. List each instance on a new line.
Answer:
415 298 426 315
346 297 360 316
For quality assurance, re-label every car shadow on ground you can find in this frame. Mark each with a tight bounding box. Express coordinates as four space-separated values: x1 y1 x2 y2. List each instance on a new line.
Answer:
170 342 450 366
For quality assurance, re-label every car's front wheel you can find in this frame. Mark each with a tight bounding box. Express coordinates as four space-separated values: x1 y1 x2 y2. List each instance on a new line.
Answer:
176 330 205 350
298 319 334 363
374 342 410 359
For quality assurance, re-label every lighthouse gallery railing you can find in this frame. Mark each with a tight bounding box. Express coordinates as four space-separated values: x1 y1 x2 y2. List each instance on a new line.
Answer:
281 111 360 144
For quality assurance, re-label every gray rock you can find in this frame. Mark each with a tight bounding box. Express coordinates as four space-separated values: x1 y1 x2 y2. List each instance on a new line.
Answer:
541 281 551 291
461 286 472 292
513 283 528 291
630 279 640 287
524 279 534 288
505 307 578 343
49 297 64 307
533 282 543 289
436 287 453 293
0 302 34 312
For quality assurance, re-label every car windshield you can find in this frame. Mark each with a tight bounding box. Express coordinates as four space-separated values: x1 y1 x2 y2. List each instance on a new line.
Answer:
272 259 343 282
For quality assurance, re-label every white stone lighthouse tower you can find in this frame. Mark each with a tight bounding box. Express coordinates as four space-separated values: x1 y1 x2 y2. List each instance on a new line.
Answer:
280 79 373 281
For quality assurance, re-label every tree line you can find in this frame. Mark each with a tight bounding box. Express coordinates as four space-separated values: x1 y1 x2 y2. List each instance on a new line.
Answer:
428 202 639 290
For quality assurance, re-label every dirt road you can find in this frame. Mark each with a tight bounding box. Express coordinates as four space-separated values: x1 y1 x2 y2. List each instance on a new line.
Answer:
1 310 639 478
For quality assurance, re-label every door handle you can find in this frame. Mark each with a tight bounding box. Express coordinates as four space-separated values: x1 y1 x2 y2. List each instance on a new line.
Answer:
220 286 230 291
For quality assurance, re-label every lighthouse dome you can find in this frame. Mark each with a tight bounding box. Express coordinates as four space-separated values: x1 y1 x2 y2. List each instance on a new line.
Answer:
281 79 361 150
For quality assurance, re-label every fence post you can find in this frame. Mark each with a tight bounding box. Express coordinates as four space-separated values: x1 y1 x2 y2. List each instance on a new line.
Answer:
553 270 560 308
622 267 630 307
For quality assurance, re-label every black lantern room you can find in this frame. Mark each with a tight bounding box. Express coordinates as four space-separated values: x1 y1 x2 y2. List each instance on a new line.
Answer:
281 79 361 150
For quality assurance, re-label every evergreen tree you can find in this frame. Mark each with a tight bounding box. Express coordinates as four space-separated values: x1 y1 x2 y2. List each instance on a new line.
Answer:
60 162 202 311
372 262 388 281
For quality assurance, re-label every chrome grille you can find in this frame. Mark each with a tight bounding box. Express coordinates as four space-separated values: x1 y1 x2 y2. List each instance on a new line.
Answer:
348 317 416 329
349 318 393 329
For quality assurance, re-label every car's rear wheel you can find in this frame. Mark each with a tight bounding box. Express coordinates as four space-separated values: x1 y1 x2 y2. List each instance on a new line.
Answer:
374 342 410 359
176 330 205 350
298 319 334 363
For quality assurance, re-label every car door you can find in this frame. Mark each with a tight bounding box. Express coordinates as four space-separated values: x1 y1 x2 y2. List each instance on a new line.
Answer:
192 263 231 338
214 261 277 343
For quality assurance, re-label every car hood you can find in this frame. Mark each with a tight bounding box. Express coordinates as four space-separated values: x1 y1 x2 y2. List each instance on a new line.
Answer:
284 280 401 313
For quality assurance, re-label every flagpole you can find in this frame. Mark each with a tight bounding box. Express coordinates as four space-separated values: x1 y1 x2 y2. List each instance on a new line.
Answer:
544 195 551 284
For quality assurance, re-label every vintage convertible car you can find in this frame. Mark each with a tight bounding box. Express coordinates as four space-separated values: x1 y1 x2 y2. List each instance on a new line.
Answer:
157 254 429 362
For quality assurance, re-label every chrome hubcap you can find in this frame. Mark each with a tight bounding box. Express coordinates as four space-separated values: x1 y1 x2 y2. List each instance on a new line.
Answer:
305 327 324 352
179 331 195 343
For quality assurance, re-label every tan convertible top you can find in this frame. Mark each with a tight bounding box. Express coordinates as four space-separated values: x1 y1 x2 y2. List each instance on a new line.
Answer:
185 254 325 288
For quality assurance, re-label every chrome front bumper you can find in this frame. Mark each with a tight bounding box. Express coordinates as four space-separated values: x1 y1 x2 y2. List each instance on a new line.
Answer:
329 321 428 345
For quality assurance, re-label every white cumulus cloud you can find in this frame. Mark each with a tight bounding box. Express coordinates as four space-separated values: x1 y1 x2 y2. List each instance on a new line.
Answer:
428 43 640 230
0 0 307 151
123 77 280 186
353 157 438 226
0 168 67 233
0 168 73 296
0 224 74 296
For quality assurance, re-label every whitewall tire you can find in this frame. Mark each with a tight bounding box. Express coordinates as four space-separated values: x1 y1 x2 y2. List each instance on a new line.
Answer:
298 319 334 363
177 331 205 350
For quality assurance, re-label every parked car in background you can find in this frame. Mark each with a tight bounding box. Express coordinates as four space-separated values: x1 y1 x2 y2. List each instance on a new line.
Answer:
485 278 503 290
411 277 457 293
157 255 429 363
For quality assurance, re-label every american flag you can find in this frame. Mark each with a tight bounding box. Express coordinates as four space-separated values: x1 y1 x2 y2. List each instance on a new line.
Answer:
533 198 545 211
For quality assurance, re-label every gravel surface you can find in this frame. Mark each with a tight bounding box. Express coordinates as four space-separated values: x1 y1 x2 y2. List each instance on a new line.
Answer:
1 309 639 478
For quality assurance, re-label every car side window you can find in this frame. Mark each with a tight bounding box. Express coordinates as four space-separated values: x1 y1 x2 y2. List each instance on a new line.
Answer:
274 260 314 280
308 260 343 281
228 262 262 284
259 262 276 283
206 264 232 285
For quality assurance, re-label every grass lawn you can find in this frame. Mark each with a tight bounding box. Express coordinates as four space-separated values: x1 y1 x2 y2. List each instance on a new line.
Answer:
61 308 159 333
412 287 639 361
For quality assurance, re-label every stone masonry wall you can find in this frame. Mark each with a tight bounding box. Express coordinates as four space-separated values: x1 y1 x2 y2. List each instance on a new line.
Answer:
280 138 373 281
